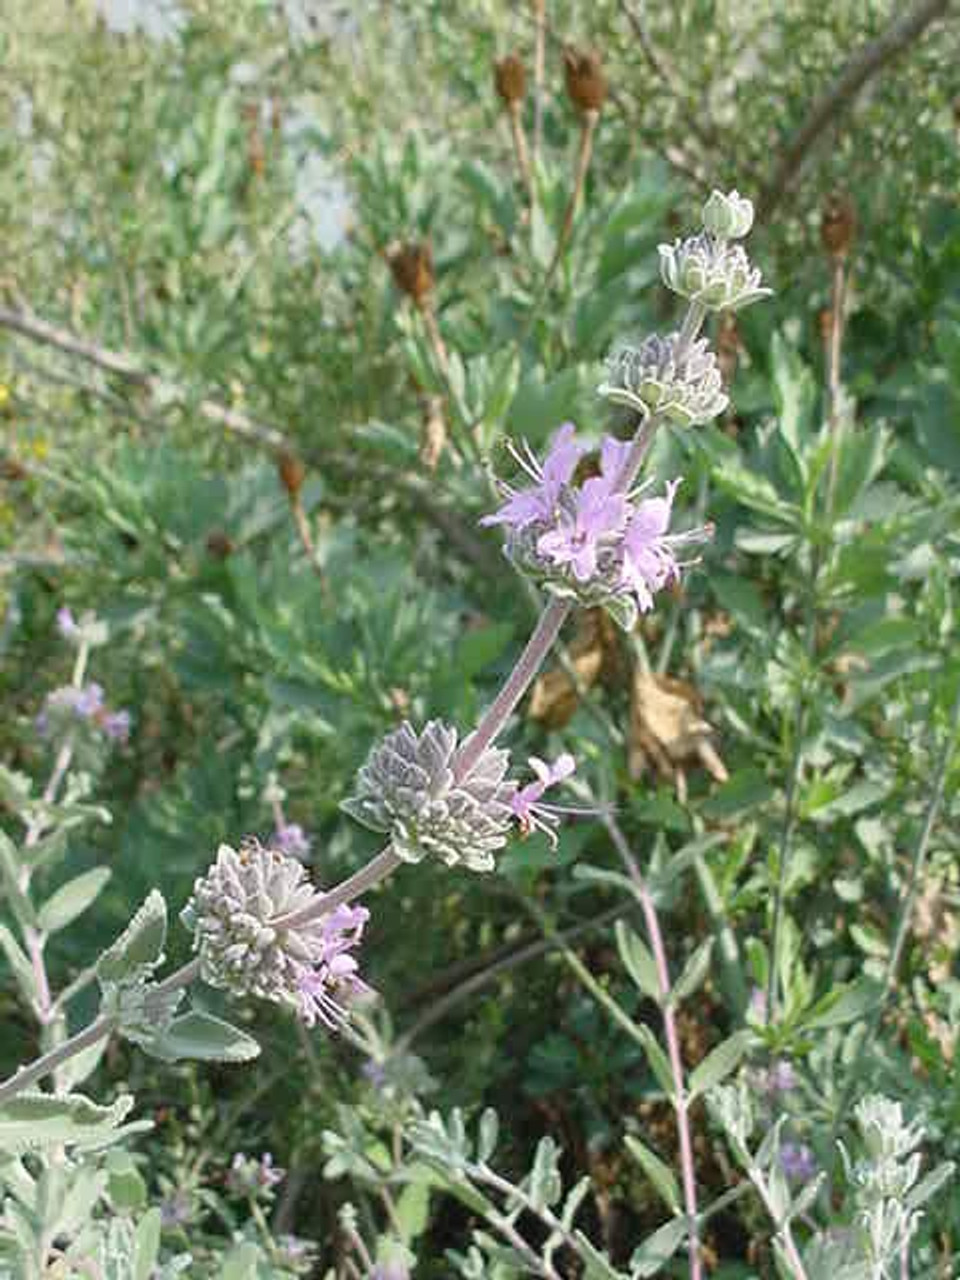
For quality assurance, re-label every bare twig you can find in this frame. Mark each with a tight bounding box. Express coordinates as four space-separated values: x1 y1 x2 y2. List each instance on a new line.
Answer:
757 0 951 219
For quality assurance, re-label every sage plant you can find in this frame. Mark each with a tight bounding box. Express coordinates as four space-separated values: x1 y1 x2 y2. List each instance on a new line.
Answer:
0 190 814 1279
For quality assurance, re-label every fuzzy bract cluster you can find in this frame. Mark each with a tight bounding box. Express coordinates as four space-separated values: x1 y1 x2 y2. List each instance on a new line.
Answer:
482 424 708 631
181 842 369 1029
599 333 728 425
342 720 515 872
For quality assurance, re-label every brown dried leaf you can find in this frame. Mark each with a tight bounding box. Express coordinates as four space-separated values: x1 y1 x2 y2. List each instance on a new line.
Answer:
629 672 728 801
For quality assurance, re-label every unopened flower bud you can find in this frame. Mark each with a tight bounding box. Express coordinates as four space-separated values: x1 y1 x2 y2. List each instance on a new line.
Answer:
820 193 856 259
702 189 754 240
387 241 434 307
563 46 607 114
494 53 526 105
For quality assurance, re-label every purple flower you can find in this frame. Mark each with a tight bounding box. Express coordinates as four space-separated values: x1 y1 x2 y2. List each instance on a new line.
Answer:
537 477 629 581
766 1060 798 1094
511 753 576 847
481 422 584 531
56 607 79 639
747 987 768 1025
296 903 371 1030
362 1058 388 1088
274 822 311 858
779 1141 816 1182
619 480 684 609
481 426 709 630
226 1151 285 1198
102 709 132 743
39 682 105 729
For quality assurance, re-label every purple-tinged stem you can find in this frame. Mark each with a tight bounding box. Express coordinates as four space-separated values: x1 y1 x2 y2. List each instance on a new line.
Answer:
453 597 571 782
602 814 703 1280
278 846 403 931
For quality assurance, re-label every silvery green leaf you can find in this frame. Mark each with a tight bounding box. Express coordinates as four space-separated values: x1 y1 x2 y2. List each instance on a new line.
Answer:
688 1031 752 1101
98 891 168 985
635 1025 675 1099
106 1152 148 1212
628 1215 688 1277
0 831 38 931
18 828 68 873
139 1011 260 1063
477 1108 498 1164
216 1242 261 1280
57 1031 109 1093
669 939 714 1007
54 1164 106 1239
790 1171 827 1220
906 1161 954 1210
624 1135 680 1215
0 1091 134 1153
0 924 36 1001
755 1115 787 1171
616 922 660 1001
560 1175 591 1230
133 1208 162 1280
38 867 111 934
528 1136 561 1211
573 1230 628 1279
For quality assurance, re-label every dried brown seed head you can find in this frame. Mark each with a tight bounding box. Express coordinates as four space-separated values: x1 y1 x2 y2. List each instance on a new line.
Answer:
563 45 607 114
820 193 856 259
494 53 526 105
277 450 306 497
387 240 435 306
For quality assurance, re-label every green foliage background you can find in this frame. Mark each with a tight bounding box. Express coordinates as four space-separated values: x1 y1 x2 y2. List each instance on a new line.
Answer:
1 0 959 1274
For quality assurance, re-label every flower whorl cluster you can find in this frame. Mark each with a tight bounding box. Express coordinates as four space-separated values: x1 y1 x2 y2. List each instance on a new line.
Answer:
181 842 369 1029
599 334 728 425
659 189 770 313
341 720 515 872
482 424 709 631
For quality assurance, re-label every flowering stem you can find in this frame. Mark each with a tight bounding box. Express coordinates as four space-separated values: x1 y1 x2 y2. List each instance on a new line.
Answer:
278 846 404 931
602 813 703 1280
453 597 571 782
0 1014 114 1105
507 100 535 208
